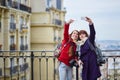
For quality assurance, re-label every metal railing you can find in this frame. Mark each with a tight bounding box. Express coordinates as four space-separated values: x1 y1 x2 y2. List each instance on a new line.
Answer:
0 0 5 6
0 0 31 13
53 19 62 26
0 50 120 80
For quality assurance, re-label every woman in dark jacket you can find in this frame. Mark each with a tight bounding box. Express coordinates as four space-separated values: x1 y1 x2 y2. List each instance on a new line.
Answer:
78 17 101 80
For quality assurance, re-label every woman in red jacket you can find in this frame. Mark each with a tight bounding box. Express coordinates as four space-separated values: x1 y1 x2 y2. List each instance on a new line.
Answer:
58 19 79 80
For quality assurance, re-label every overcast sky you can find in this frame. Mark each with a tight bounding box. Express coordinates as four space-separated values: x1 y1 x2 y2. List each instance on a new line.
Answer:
64 0 120 40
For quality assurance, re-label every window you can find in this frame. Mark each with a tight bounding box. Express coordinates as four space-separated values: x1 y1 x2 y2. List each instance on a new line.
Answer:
0 21 2 32
25 0 27 5
20 17 24 30
10 36 15 50
10 15 14 23
10 36 15 45
20 36 24 50
25 36 28 50
0 68 2 76
17 0 21 9
56 0 61 10
20 36 24 45
20 0 27 5
25 36 27 44
20 17 24 25
10 15 16 30
0 16 1 32
46 0 52 8
0 44 2 50
17 0 21 3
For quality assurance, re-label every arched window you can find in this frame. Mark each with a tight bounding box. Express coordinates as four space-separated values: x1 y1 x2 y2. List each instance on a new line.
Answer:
10 14 16 30
20 17 24 31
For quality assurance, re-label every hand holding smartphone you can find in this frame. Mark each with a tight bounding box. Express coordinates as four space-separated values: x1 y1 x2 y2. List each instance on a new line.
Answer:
81 17 87 21
81 17 93 24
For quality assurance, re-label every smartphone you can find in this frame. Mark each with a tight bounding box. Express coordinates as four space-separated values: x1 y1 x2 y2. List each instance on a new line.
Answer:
81 17 87 21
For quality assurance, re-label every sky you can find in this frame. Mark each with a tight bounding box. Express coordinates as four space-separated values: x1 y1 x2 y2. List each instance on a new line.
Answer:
64 0 120 40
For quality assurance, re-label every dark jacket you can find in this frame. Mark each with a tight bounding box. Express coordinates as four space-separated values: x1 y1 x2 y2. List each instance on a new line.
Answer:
80 24 101 80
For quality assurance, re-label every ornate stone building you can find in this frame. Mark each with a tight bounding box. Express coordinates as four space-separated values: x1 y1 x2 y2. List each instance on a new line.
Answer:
0 0 31 80
31 0 66 50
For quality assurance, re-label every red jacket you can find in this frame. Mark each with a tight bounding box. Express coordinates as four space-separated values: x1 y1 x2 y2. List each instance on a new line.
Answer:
58 23 77 66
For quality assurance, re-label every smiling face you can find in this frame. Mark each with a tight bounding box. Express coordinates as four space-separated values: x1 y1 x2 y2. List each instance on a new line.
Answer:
79 30 88 40
79 33 87 40
70 30 79 42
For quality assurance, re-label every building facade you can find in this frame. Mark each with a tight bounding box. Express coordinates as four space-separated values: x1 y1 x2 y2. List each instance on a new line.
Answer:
0 0 31 80
31 0 66 50
30 0 66 80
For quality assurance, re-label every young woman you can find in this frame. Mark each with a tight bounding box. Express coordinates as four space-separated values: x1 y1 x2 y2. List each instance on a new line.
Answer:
78 17 101 80
58 19 79 80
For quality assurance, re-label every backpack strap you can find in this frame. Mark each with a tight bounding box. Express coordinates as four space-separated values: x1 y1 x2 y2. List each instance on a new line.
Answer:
87 39 96 51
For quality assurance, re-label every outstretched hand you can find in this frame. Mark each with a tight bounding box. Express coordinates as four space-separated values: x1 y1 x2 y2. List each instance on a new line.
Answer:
85 17 93 24
66 19 74 24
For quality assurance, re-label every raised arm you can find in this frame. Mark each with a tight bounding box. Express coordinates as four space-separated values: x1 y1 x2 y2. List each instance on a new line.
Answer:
63 19 74 43
85 17 96 44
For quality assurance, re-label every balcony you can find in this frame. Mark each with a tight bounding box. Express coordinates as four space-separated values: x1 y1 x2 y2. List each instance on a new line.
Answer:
4 0 31 13
20 24 28 33
0 0 5 6
9 23 16 33
53 19 62 26
10 44 16 51
0 50 120 80
9 1 18 9
19 3 31 13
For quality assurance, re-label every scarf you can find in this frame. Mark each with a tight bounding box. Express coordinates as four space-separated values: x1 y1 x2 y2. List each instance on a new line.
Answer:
76 37 88 57
77 37 88 46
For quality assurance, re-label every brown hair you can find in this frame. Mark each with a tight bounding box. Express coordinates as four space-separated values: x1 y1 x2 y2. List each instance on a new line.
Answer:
79 30 88 37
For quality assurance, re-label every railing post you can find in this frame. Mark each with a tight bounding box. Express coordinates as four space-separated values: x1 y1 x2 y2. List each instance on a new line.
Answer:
113 57 117 80
31 51 34 80
76 66 79 80
4 57 6 80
